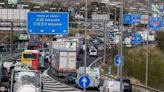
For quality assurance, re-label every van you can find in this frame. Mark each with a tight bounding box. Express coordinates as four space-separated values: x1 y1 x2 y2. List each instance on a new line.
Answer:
89 47 98 57
100 80 121 92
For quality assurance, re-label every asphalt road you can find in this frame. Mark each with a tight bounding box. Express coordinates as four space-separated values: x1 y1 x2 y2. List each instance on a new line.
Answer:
46 50 104 92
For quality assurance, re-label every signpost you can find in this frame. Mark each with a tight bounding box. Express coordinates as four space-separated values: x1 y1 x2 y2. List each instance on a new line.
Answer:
8 0 17 4
148 17 163 30
108 32 113 39
27 12 69 34
123 14 141 25
78 75 90 91
114 55 124 67
123 14 133 24
132 15 141 25
132 33 142 44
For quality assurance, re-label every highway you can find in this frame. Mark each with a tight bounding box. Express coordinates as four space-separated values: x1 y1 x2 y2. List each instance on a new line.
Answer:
45 49 104 92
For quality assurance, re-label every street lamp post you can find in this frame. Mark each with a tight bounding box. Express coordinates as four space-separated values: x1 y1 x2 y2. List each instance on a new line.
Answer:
120 0 124 91
84 0 88 91
145 0 150 88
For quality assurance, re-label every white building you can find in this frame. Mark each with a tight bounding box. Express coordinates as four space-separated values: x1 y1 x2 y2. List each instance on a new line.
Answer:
0 9 30 31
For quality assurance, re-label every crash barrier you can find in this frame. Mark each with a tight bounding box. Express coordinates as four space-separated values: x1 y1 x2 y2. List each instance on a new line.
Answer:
1 52 21 62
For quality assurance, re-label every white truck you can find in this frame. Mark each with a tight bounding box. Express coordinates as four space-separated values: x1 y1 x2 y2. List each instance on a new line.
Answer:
10 69 41 92
75 67 100 88
51 48 77 77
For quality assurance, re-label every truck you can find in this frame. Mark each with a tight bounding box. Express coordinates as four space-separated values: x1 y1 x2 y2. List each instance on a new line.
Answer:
10 70 41 92
51 48 77 77
75 67 100 88
10 62 41 92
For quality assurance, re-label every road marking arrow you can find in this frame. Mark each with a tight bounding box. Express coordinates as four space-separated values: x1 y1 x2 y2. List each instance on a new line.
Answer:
82 77 87 87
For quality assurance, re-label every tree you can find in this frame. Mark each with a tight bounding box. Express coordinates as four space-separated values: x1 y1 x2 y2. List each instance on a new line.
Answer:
156 31 164 51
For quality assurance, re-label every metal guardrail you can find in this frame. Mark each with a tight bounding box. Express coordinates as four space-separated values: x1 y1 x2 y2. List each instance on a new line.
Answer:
1 52 21 62
89 57 163 92
101 73 163 92
89 57 103 67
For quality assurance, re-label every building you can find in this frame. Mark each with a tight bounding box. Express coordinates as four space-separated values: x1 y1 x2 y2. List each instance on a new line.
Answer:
0 9 29 35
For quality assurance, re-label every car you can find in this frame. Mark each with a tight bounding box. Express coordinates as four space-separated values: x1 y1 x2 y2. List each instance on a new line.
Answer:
65 72 77 84
99 80 120 92
1 67 9 82
115 78 132 92
89 47 98 57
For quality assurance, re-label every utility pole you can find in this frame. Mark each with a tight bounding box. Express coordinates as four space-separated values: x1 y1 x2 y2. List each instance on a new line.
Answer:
0 54 2 84
10 21 13 54
84 0 88 74
103 0 110 65
84 0 88 92
103 21 107 64
145 0 150 87
120 0 124 91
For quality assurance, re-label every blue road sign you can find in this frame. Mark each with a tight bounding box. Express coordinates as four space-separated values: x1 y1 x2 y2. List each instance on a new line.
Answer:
148 17 163 30
27 12 69 34
132 33 142 44
132 15 141 24
123 14 133 24
78 75 90 89
123 14 141 25
114 55 124 66
109 32 113 39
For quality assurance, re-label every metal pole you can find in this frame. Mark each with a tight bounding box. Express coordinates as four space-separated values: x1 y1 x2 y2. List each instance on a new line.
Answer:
145 0 149 87
103 21 107 64
114 7 116 28
120 0 124 91
10 21 13 54
117 6 121 77
0 54 2 84
84 0 88 74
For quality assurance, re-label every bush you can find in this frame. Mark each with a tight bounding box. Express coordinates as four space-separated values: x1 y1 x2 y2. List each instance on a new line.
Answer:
156 31 164 51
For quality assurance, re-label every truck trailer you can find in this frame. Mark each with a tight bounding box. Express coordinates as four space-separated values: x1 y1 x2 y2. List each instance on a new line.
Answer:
51 48 77 77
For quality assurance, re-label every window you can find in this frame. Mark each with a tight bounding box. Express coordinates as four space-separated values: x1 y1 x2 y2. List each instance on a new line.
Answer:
23 54 36 59
91 50 96 52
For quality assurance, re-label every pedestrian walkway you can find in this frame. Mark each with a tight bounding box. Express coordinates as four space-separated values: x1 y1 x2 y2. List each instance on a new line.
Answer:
41 70 81 92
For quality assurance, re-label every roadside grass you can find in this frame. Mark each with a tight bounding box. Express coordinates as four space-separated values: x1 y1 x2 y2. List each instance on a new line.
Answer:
102 46 164 91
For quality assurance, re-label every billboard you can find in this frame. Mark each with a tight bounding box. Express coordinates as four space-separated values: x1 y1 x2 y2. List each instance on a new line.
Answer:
91 14 109 21
141 15 148 24
8 0 18 4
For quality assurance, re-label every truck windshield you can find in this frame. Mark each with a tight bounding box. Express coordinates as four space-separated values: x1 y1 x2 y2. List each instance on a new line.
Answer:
23 54 36 59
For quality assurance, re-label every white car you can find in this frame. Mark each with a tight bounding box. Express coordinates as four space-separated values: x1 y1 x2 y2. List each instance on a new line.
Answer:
89 47 98 57
100 80 121 92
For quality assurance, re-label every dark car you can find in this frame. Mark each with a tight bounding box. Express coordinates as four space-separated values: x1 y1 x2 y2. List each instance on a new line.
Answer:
1 68 9 82
116 78 132 92
65 73 77 84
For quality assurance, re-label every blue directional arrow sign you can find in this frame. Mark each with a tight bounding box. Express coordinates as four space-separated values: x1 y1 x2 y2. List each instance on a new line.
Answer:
27 12 69 34
132 33 142 44
78 75 90 89
123 14 133 24
148 17 163 30
109 32 113 39
114 55 124 67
